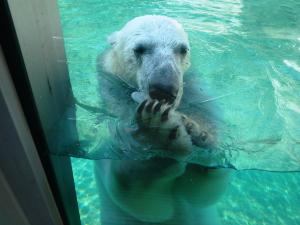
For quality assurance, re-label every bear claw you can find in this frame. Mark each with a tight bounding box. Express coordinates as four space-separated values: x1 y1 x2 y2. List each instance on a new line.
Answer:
161 106 171 122
137 100 147 114
145 100 156 112
153 101 162 113
169 126 180 140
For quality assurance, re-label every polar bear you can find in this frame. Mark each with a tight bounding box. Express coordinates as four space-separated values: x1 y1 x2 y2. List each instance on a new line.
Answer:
94 15 231 225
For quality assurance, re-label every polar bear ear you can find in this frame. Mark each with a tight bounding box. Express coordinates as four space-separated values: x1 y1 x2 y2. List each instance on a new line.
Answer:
107 31 119 47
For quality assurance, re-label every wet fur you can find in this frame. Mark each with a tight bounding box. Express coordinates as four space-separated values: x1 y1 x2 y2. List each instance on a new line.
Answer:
94 16 231 225
95 66 230 225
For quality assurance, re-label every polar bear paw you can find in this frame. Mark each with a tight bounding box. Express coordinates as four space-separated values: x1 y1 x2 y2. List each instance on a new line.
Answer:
135 99 216 156
180 115 216 149
135 99 192 156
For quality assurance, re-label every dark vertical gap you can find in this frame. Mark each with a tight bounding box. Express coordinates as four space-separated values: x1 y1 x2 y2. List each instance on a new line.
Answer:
0 1 72 225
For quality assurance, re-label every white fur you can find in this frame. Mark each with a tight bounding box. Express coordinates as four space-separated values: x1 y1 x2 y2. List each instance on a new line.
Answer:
103 15 190 94
97 15 231 225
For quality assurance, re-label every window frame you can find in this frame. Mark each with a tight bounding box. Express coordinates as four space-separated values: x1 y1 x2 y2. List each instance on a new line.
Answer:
0 0 81 224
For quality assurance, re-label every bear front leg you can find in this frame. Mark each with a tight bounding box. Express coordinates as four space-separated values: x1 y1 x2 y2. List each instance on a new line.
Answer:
181 115 217 149
134 99 193 157
134 99 216 155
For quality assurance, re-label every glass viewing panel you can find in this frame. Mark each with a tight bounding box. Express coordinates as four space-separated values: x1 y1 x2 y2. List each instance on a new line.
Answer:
53 0 300 171
51 0 300 225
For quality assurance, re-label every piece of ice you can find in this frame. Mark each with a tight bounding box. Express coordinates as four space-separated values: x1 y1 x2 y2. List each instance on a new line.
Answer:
131 91 147 103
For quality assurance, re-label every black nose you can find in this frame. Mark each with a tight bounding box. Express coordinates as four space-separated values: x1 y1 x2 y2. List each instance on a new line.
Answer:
149 82 179 103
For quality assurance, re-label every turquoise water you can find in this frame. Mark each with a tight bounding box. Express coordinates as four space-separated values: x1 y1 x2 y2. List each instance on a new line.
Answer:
56 0 300 224
71 159 300 225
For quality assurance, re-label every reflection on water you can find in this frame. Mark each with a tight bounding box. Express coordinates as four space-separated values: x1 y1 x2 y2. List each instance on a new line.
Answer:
165 0 243 34
57 0 300 224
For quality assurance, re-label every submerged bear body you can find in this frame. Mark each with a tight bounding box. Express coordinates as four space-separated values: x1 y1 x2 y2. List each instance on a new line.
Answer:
94 15 231 225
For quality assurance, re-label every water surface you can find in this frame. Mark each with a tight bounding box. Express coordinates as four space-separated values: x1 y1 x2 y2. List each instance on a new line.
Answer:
57 0 300 224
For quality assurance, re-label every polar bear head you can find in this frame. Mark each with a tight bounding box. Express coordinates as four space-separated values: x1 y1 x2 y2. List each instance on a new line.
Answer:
103 15 191 106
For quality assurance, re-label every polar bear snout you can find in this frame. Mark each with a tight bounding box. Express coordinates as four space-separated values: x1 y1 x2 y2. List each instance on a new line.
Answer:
148 64 180 104
103 15 190 106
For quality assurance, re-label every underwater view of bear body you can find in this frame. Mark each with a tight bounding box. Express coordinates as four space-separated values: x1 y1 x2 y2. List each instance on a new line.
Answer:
56 0 300 224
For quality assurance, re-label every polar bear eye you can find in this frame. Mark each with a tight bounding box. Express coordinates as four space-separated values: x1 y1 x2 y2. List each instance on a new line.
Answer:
176 44 189 55
179 46 188 55
133 45 147 56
